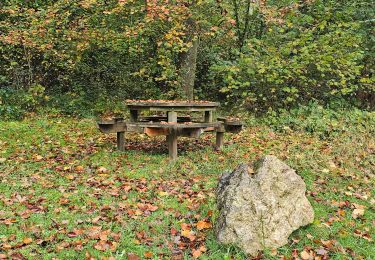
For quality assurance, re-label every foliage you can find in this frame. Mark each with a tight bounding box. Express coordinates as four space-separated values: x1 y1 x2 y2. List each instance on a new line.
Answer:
0 84 47 120
215 0 373 111
0 0 374 119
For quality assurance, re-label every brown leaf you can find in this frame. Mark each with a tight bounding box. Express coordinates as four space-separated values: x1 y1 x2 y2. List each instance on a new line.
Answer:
181 223 190 231
170 227 178 236
93 240 116 252
66 174 75 180
67 231 78 238
97 166 109 174
75 165 84 172
148 205 158 212
196 220 212 230
127 253 140 260
192 248 202 259
1 244 12 250
321 239 334 248
181 229 196 241
9 252 25 260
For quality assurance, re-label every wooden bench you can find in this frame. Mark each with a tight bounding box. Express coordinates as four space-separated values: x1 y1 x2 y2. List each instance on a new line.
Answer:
98 118 242 159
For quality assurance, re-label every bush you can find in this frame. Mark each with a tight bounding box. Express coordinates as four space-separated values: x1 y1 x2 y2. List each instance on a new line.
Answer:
262 101 375 139
216 23 365 111
0 84 48 120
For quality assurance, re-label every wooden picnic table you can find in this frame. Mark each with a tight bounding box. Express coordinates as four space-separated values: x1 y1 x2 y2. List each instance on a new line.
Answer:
97 100 242 160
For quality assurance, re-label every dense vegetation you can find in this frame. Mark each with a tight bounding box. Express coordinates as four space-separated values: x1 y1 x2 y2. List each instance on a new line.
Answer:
0 0 374 119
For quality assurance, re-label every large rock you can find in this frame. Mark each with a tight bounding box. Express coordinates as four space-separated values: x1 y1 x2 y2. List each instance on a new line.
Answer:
215 155 314 256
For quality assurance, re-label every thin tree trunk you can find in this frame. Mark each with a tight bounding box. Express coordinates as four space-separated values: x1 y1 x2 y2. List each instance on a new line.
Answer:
179 18 198 101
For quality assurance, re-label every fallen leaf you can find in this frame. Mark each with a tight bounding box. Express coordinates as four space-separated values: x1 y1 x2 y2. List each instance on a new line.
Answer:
97 166 109 174
144 252 153 258
196 220 212 230
75 165 84 172
316 248 328 256
352 208 365 219
192 248 202 258
23 237 33 244
127 253 140 260
1 244 12 250
300 250 311 260
35 155 43 161
306 233 314 239
181 229 196 241
321 239 334 248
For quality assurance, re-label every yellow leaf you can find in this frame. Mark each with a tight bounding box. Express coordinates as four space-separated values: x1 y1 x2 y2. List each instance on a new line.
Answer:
23 237 33 244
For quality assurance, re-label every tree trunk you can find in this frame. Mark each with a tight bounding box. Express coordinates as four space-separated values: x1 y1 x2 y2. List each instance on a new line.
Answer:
179 19 198 101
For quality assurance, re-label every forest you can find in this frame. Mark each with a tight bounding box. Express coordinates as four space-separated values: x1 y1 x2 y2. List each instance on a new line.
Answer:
0 0 374 118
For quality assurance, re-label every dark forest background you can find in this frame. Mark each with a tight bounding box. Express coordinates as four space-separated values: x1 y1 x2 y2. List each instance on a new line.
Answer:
0 0 374 119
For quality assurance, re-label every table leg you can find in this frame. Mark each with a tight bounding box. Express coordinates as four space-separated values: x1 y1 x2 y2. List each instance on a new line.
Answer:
168 131 178 160
216 131 224 150
166 111 178 160
117 132 125 151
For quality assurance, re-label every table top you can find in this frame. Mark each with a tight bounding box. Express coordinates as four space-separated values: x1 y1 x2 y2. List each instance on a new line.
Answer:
125 100 220 111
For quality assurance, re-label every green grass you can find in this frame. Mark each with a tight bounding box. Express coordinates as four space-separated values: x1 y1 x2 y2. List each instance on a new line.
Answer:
0 109 374 259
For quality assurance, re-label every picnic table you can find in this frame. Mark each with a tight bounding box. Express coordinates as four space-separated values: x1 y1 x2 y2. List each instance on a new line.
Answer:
97 100 242 160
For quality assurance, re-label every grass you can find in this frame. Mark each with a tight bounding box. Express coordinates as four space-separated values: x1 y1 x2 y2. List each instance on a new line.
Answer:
0 108 374 259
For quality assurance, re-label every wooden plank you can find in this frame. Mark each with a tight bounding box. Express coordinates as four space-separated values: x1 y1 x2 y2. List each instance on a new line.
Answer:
97 121 127 133
117 132 125 151
149 107 217 112
126 122 220 129
126 101 219 107
126 106 217 112
144 127 169 137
